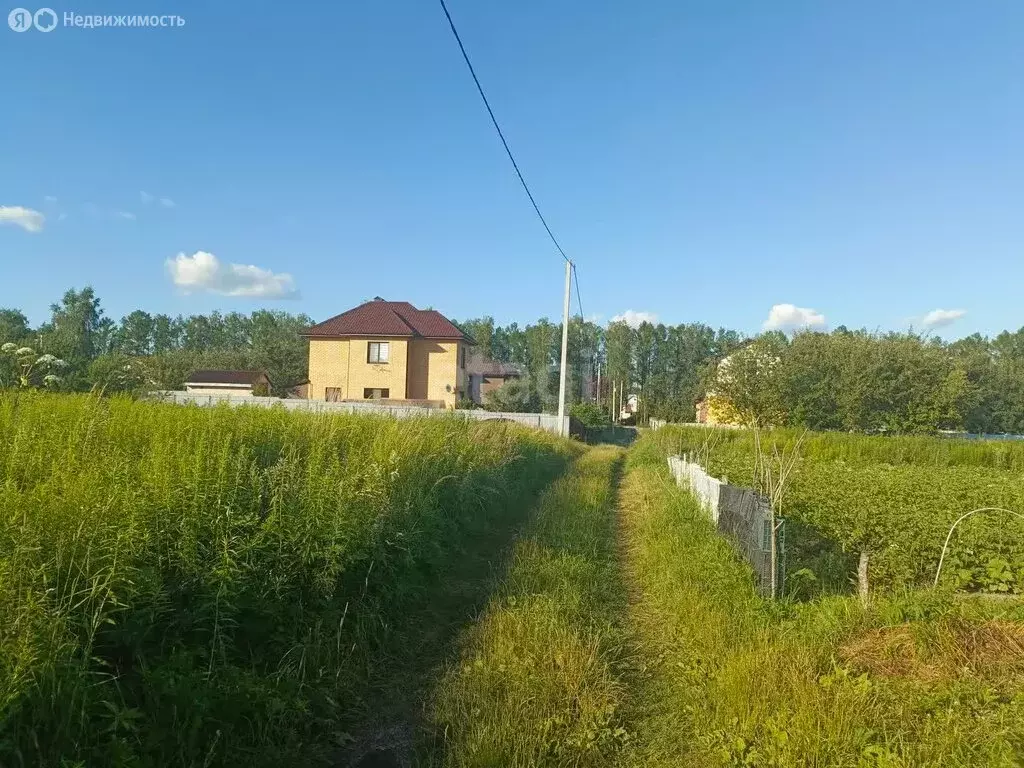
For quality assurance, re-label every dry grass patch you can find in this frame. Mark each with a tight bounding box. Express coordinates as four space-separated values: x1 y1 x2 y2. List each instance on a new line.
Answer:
841 619 1024 683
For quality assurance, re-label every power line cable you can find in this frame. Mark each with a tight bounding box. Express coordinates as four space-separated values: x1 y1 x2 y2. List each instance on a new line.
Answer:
437 0 571 265
572 263 584 321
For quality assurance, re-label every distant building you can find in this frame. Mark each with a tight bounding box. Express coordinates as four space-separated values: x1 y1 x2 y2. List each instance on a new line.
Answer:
303 297 473 408
286 380 310 399
185 370 271 398
621 393 639 420
466 351 522 405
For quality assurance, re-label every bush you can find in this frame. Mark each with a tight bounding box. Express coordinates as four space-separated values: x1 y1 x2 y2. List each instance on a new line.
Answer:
484 377 540 413
570 401 611 428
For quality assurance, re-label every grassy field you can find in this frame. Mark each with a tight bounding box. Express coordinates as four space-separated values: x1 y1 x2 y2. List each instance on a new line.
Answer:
0 392 575 766
646 425 1024 595
422 433 1024 767
3 397 1023 766
619 437 1024 767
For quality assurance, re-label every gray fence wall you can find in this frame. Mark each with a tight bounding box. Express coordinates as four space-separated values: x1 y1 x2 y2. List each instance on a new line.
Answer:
152 392 570 436
667 454 782 598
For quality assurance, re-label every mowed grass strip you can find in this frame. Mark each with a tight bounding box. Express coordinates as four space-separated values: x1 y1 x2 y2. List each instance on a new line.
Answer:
428 446 630 767
618 442 1024 768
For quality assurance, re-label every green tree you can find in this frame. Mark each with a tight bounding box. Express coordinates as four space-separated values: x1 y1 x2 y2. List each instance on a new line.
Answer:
0 309 31 345
152 314 182 353
38 287 106 385
484 377 539 413
116 310 156 356
712 333 789 427
456 317 495 359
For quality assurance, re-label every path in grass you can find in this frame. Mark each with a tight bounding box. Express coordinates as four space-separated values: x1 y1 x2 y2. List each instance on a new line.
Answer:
425 446 631 767
425 440 1024 767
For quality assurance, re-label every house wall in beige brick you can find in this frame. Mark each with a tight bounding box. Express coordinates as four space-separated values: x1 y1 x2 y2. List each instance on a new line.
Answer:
345 337 408 400
308 339 351 400
309 337 464 405
407 339 431 400
409 339 465 408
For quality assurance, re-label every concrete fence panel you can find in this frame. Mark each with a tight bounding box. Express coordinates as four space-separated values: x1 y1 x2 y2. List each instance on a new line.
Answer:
666 454 781 597
150 392 570 436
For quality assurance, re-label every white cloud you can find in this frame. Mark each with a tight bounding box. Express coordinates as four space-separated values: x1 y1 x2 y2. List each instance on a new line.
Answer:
611 309 659 328
159 197 175 208
140 191 154 204
920 308 966 329
762 303 827 332
116 211 136 220
166 250 299 299
0 206 45 233
43 195 58 203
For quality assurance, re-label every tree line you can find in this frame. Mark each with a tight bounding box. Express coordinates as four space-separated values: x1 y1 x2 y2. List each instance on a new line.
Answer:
459 316 1024 434
711 327 1024 434
3 287 1022 434
0 287 311 395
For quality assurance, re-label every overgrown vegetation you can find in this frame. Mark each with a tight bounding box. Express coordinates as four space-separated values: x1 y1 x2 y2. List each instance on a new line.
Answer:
0 392 573 766
648 425 1024 595
4 399 1021 765
619 438 1024 767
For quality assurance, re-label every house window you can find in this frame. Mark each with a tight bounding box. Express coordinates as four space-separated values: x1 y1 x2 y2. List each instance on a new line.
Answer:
325 387 343 402
367 341 389 364
459 345 466 369
364 388 390 399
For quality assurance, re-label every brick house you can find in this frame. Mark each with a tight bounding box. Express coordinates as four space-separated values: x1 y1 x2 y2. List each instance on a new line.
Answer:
303 298 473 408
466 351 522 405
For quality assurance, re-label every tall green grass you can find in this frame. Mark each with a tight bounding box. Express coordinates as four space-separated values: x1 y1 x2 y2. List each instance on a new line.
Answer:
428 447 630 767
0 392 574 766
619 440 1024 767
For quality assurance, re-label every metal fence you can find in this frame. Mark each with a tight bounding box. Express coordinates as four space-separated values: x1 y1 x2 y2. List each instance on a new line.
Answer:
667 454 785 598
151 392 571 436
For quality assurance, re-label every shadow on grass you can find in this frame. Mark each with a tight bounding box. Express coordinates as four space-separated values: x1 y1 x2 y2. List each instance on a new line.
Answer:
782 518 858 601
418 449 630 767
333 456 573 768
581 426 639 447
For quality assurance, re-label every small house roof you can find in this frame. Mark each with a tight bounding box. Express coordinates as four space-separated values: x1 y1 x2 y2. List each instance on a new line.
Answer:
186 370 269 386
466 351 522 378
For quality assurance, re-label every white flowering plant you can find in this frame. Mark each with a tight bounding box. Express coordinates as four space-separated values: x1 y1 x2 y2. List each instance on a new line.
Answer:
0 344 68 389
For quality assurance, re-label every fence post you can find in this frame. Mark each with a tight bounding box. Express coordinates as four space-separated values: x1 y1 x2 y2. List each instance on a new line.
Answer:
858 551 869 604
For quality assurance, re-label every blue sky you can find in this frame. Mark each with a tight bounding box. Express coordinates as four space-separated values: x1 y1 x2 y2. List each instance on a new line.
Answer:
2 0 1022 337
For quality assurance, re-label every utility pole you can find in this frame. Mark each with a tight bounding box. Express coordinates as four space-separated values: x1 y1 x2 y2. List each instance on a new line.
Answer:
611 379 617 423
596 362 601 407
557 260 572 437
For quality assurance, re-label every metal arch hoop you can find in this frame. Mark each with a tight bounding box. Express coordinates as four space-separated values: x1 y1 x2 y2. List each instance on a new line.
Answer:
933 507 1024 589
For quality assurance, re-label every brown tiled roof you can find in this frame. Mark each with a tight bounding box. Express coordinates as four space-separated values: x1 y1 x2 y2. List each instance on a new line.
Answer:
304 299 473 341
466 351 521 378
186 370 269 385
